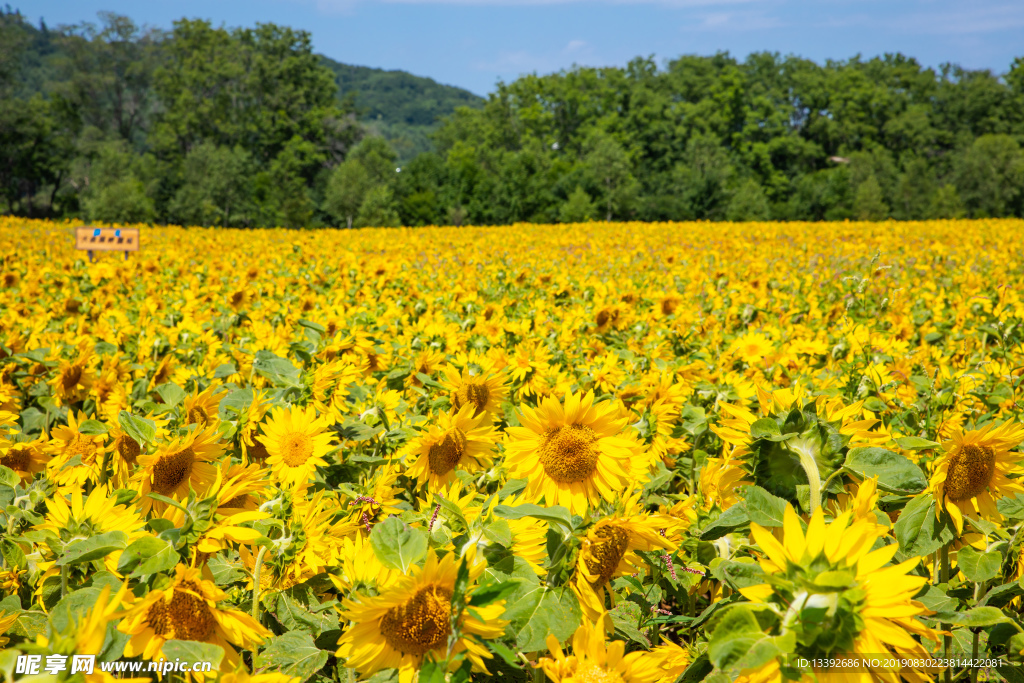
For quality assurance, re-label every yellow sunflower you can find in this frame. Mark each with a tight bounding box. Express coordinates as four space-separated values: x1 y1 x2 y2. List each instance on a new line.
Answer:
47 411 108 490
0 437 48 484
337 550 509 683
630 638 692 683
133 424 224 515
0 610 18 647
441 363 509 420
259 404 335 488
729 504 939 683
51 347 94 406
183 384 227 427
570 503 676 624
118 564 270 668
405 405 498 490
929 420 1024 535
539 617 658 683
504 390 644 514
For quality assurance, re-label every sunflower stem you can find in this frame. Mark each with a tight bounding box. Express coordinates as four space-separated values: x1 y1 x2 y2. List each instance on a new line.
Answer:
941 544 951 683
793 444 822 513
60 564 68 598
251 545 268 621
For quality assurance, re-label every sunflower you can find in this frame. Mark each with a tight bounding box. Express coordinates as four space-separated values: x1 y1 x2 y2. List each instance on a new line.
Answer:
119 564 270 668
727 504 938 683
227 288 252 311
0 610 18 647
570 504 676 624
440 364 509 420
929 420 1024 535
259 405 335 488
240 387 272 464
214 460 272 511
47 411 108 490
538 617 658 683
0 437 48 484
36 485 147 541
133 424 224 515
51 347 94 406
337 550 509 683
630 638 692 683
700 456 752 510
183 384 227 427
505 390 644 514
405 405 498 490
335 465 405 538
330 533 400 594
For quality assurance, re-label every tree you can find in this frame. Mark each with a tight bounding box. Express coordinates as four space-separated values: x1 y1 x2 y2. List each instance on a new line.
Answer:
676 134 733 220
854 175 889 220
324 159 371 228
559 186 596 223
354 185 401 227
583 134 638 221
168 143 252 226
726 178 771 221
955 134 1024 217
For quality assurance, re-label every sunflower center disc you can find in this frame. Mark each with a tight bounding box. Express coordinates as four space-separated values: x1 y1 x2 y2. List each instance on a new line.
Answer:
146 579 216 641
584 525 631 585
595 309 613 328
380 585 452 655
454 382 490 416
187 406 208 426
539 424 600 483
0 448 30 471
661 298 678 315
117 435 141 466
576 663 624 683
62 365 82 389
945 444 996 501
282 433 313 467
248 442 270 462
152 447 195 495
427 428 467 475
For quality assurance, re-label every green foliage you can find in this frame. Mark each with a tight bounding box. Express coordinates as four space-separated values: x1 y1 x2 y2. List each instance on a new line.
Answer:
558 186 596 223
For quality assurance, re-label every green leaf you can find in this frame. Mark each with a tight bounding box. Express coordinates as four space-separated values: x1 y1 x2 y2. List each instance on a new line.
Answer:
219 388 254 418
609 600 649 646
8 611 47 638
743 486 788 527
255 631 329 681
493 503 573 534
155 383 186 407
749 418 781 439
162 641 225 670
844 447 927 493
482 520 513 547
894 436 941 450
433 492 469 530
956 546 1001 583
213 363 237 378
77 419 108 435
698 503 749 540
713 560 767 591
708 604 793 672
252 350 302 389
675 654 713 683
0 466 18 488
980 581 1024 608
0 539 26 570
369 516 428 573
893 494 955 557
932 606 1008 627
276 592 340 634
117 411 156 445
58 531 128 566
116 537 178 578
468 580 521 607
207 554 245 585
997 494 1024 520
504 585 582 652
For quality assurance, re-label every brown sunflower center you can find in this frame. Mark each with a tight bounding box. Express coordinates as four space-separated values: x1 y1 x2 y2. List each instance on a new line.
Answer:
64 298 81 314
152 447 195 496
661 298 678 315
0 447 30 472
187 406 208 426
221 494 248 509
584 525 631 586
62 365 83 390
539 424 600 483
67 436 97 462
281 433 313 467
575 663 623 683
230 291 245 306
2 273 17 287
945 444 996 502
145 579 216 641
117 435 141 466
248 442 270 463
427 428 467 475
452 382 490 416
595 309 612 328
380 585 452 655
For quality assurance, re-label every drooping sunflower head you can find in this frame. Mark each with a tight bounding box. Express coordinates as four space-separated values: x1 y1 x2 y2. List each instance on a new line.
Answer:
505 391 646 514
182 384 227 427
51 349 94 406
721 505 937 680
134 424 224 514
406 405 498 490
930 420 1024 535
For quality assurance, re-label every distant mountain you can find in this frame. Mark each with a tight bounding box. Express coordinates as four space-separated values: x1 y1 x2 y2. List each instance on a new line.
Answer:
320 57 484 161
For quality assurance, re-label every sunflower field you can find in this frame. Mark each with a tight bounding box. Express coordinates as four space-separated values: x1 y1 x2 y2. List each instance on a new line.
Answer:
3 217 1024 683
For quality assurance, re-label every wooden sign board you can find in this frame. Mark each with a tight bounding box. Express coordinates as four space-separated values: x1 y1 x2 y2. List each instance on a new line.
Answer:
75 226 140 252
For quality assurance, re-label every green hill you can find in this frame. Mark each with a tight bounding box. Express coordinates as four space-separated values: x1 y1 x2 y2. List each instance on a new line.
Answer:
319 57 483 161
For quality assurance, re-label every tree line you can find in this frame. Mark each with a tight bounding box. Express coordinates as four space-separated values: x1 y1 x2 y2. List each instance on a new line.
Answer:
3 8 1024 227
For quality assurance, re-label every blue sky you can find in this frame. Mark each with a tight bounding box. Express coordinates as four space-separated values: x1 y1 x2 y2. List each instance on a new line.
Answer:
24 0 1024 97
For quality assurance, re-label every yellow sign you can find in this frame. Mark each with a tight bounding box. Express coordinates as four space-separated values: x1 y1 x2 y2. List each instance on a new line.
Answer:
75 226 140 252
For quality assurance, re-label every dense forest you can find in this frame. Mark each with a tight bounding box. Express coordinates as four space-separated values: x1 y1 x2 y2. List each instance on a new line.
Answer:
2 7 1023 228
